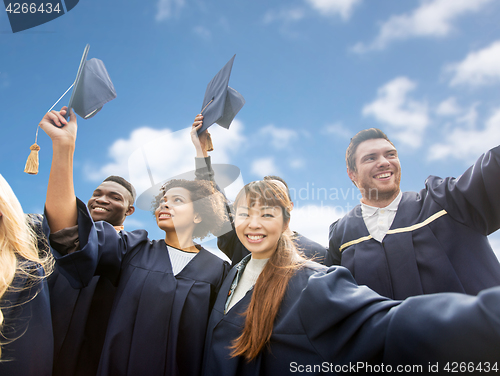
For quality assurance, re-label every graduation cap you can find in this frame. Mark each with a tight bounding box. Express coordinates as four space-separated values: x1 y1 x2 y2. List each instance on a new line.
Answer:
65 44 117 120
198 55 245 150
24 44 117 175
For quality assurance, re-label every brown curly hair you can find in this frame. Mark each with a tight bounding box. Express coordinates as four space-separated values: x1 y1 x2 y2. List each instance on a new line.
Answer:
152 179 228 240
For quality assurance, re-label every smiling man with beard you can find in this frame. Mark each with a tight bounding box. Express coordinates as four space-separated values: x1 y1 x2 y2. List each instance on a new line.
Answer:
327 128 500 300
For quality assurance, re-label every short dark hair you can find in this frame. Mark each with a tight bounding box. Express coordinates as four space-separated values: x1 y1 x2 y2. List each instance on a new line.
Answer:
152 179 228 240
263 175 292 202
346 128 394 172
103 176 136 204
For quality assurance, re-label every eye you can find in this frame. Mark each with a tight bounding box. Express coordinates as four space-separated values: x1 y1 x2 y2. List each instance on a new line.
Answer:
237 212 249 217
112 196 122 201
262 213 274 218
174 197 184 203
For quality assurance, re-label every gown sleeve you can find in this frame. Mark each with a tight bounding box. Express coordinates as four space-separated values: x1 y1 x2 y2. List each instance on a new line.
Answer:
299 266 500 366
43 197 148 289
427 145 500 235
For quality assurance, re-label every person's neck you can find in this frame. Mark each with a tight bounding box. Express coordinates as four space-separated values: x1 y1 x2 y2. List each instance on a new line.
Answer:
361 191 400 208
164 231 198 253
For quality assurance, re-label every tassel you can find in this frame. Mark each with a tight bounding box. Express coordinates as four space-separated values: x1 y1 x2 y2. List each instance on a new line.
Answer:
205 132 214 152
24 143 40 175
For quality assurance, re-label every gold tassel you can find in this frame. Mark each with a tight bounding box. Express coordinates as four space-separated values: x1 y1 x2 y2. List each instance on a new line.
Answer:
24 143 40 175
205 132 214 152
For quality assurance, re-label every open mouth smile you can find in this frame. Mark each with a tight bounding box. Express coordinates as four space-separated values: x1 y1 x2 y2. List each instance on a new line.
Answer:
246 234 266 243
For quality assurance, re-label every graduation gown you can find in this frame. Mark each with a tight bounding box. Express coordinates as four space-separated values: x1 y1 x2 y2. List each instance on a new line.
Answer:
27 212 114 376
328 146 500 299
43 199 230 376
203 264 500 376
49 270 115 376
0 261 53 376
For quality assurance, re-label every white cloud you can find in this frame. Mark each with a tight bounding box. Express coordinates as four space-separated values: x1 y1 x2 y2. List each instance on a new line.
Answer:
436 97 461 116
83 120 245 198
193 26 211 40
259 124 298 149
487 234 500 261
250 157 281 178
305 0 361 20
352 0 494 53
263 7 306 24
290 159 305 169
362 77 429 148
322 122 351 139
428 107 500 163
156 0 185 21
290 204 344 247
446 41 500 87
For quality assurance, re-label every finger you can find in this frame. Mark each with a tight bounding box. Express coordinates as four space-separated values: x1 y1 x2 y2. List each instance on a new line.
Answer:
68 108 77 122
45 111 64 127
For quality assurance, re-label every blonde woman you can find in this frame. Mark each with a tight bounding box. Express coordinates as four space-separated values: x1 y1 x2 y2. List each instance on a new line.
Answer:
0 174 53 376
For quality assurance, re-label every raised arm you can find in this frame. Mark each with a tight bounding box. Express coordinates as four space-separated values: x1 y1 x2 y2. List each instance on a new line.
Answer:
39 106 78 232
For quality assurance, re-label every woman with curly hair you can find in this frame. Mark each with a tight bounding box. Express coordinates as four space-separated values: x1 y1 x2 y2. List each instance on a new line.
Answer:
0 174 53 375
40 107 230 376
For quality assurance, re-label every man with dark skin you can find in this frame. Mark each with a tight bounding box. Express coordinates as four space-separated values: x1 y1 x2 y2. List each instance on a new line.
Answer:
49 174 136 376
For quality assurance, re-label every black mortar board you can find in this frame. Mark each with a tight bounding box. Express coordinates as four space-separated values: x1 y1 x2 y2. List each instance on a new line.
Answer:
66 44 117 120
135 163 241 211
198 55 245 134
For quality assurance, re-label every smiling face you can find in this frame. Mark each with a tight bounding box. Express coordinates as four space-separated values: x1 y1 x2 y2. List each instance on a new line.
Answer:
155 187 201 235
235 199 287 259
348 138 401 207
87 181 135 226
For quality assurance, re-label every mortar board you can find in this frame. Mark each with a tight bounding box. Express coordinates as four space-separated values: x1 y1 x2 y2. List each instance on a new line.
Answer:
66 44 117 120
198 55 245 134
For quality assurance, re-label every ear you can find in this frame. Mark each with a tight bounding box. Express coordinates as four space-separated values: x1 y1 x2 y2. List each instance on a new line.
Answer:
347 168 358 187
193 213 202 224
126 205 135 216
289 202 294 211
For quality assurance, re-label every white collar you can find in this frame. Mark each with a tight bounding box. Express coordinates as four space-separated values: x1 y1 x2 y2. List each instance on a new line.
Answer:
361 191 403 218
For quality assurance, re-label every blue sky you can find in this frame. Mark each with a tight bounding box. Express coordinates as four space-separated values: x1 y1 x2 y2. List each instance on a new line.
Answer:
2 0 500 259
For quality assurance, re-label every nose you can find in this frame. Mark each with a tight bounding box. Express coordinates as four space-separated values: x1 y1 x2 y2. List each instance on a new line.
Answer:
248 215 262 229
95 195 109 204
377 155 390 168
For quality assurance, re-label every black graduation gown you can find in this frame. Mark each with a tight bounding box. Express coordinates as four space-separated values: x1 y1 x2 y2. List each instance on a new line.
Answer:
28 212 114 376
0 261 53 376
203 264 500 376
328 146 500 299
43 199 230 376
49 270 115 376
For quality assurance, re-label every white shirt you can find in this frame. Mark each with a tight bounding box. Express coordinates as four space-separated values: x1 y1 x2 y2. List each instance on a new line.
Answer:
361 191 403 242
167 245 198 275
226 257 269 312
